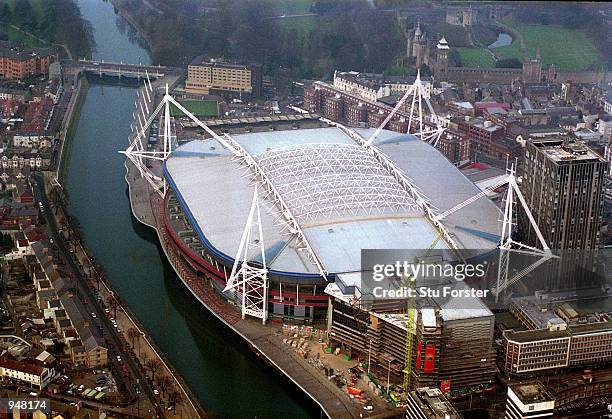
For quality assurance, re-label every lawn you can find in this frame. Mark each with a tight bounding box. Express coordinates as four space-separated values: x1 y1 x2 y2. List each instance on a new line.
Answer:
265 0 312 15
456 47 496 68
170 100 219 118
426 22 471 47
492 37 524 63
276 15 318 37
500 19 604 72
5 26 48 48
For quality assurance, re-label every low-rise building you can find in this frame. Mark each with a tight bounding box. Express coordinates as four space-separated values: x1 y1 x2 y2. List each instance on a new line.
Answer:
0 41 58 81
505 383 555 419
0 357 54 389
406 387 462 418
185 57 261 97
502 322 612 374
333 70 433 101
598 115 612 142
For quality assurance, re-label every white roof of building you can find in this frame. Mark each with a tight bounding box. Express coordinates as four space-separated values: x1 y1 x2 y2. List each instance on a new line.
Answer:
165 127 501 277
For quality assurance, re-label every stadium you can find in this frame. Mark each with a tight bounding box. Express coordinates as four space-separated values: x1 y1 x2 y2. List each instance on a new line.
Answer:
160 125 502 322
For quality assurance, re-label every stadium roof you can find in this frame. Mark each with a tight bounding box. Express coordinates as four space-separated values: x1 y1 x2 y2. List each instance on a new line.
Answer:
164 127 501 277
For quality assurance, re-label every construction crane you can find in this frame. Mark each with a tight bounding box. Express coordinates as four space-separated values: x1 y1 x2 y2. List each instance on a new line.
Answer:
402 280 417 391
402 231 443 391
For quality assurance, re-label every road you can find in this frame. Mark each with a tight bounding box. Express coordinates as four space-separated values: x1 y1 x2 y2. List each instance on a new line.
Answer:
32 173 165 418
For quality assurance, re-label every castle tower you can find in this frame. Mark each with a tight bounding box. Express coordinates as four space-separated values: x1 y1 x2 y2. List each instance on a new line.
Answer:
547 63 557 83
522 50 542 83
413 22 427 69
434 37 449 81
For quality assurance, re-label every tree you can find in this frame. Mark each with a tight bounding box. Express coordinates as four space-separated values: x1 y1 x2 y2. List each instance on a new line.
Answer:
419 64 433 77
12 0 37 31
38 1 57 40
448 49 463 67
0 4 12 25
127 327 141 352
167 387 184 415
145 358 162 381
106 297 118 319
155 374 172 398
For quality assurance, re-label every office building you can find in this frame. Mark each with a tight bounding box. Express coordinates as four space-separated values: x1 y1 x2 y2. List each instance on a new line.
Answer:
520 139 607 249
185 57 261 97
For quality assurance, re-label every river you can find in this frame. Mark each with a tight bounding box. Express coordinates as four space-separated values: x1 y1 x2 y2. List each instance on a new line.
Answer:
488 33 512 49
65 1 315 417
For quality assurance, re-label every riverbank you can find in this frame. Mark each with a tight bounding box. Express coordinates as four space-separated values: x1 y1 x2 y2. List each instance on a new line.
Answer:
106 0 155 61
57 76 88 184
49 71 204 417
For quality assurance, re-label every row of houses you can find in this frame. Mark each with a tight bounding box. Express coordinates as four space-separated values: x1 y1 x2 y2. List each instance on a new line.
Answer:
27 240 108 370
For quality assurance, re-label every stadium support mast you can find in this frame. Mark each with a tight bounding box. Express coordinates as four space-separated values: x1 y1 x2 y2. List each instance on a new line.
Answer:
122 89 329 280
223 189 269 324
365 70 445 147
432 160 555 297
121 84 241 196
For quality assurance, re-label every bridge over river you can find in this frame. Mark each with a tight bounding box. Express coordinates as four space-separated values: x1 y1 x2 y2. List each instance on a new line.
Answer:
64 59 184 81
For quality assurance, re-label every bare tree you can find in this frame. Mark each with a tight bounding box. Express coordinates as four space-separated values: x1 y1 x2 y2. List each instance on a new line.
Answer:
167 386 184 416
127 327 141 350
106 297 118 319
155 374 172 398
145 358 162 381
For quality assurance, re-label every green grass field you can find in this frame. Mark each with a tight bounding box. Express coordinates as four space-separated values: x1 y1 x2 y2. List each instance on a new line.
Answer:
5 26 47 48
171 100 219 118
265 0 312 15
502 19 604 72
456 47 496 68
455 18 603 71
492 37 524 63
276 15 318 36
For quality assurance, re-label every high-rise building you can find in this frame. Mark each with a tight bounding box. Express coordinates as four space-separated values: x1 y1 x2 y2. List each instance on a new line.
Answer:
519 139 608 249
605 143 612 177
505 383 555 419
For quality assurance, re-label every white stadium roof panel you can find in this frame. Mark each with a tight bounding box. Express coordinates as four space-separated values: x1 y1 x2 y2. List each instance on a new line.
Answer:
164 127 501 277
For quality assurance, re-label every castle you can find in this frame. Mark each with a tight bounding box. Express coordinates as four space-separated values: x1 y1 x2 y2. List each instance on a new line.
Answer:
404 22 608 85
405 22 449 79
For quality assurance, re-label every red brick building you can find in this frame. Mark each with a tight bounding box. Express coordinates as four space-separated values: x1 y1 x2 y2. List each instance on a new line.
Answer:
304 82 470 163
0 41 58 81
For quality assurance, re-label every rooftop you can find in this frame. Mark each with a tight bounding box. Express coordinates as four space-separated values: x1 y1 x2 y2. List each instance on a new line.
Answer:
503 327 571 343
509 383 555 404
531 139 605 163
164 127 501 277
0 357 44 376
189 56 251 70
0 41 56 62
408 387 462 418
